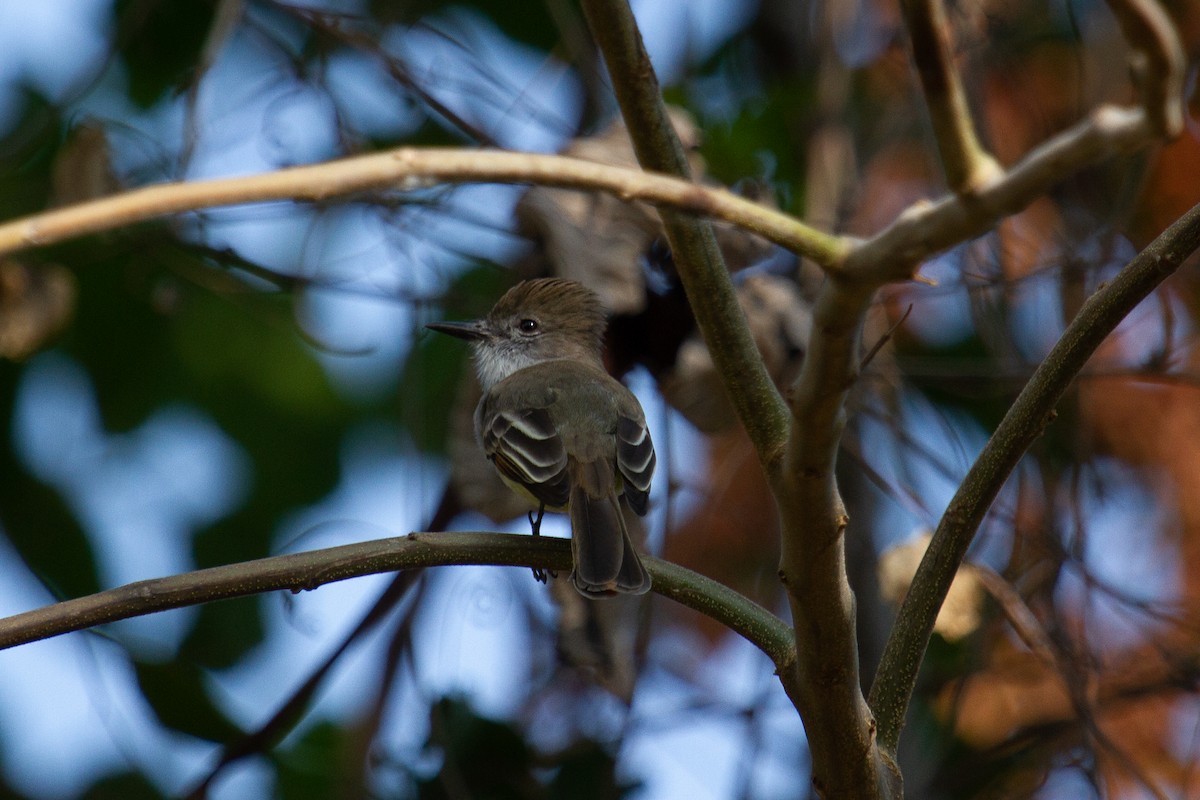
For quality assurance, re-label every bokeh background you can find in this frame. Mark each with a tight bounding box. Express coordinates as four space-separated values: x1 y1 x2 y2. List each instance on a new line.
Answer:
0 1 1199 798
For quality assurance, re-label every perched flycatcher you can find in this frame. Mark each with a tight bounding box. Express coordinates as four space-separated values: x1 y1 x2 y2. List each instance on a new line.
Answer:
427 278 655 597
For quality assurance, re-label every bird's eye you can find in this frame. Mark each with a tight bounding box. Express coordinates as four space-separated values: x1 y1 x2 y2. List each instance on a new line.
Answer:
518 318 539 334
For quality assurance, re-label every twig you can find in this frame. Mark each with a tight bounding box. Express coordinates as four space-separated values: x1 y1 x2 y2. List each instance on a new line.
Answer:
860 304 913 372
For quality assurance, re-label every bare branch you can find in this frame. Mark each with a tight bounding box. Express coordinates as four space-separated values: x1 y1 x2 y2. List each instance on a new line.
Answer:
869 199 1200 753
0 531 796 671
899 0 1002 193
0 147 847 268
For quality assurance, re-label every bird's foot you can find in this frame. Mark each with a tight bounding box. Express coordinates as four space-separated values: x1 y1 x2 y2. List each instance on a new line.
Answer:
528 505 555 582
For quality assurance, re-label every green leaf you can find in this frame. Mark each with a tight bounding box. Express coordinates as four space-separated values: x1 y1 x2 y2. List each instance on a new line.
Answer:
398 263 512 453
177 594 265 671
134 659 241 743
397 327 468 454
369 0 561 50
114 0 215 108
274 721 348 800
417 696 535 800
549 741 638 800
80 771 165 800
0 363 100 599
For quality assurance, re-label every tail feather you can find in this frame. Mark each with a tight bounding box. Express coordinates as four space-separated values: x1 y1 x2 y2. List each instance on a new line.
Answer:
569 476 651 597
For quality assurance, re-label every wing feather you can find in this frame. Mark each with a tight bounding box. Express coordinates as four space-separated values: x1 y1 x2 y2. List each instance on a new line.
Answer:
616 414 655 516
480 403 570 509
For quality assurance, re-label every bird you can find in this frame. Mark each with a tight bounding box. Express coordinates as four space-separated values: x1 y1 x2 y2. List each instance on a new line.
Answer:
426 278 655 596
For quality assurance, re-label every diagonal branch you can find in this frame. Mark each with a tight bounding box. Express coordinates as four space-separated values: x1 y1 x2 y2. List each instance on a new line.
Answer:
899 0 1001 193
0 531 796 672
579 0 792 475
0 147 847 269
869 200 1200 753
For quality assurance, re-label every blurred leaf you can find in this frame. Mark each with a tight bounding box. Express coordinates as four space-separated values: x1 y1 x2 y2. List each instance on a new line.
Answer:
274 721 348 800
398 328 468 454
51 121 117 206
418 696 535 800
449 263 515 316
134 659 241 742
63 253 185 432
114 0 215 108
79 772 164 800
548 741 636 800
178 594 265 671
171 291 343 421
0 87 61 221
0 363 100 599
398 263 512 453
901 333 1015 433
412 696 637 800
0 261 76 360
695 85 809 215
370 0 560 50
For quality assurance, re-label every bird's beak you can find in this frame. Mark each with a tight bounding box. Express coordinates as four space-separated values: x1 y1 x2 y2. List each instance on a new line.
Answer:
425 319 487 341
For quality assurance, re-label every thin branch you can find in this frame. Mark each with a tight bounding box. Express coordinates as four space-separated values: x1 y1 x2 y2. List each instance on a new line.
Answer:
869 199 1200 753
579 0 792 476
899 0 1001 193
0 531 796 672
0 147 848 268
861 304 913 372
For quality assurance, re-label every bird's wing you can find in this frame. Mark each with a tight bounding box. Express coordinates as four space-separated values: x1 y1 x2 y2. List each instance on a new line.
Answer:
479 399 571 509
615 412 655 516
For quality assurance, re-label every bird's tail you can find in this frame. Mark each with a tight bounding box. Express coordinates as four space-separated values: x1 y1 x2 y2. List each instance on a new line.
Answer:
569 460 651 596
